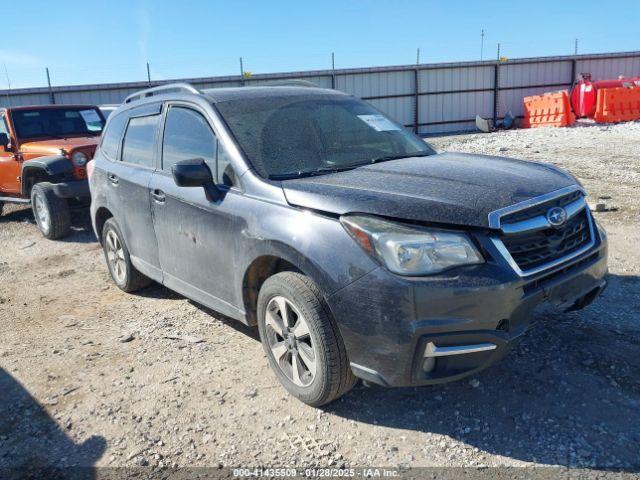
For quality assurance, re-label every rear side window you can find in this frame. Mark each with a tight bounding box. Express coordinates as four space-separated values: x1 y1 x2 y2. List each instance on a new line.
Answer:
0 115 8 136
121 115 159 167
100 113 127 160
162 107 216 172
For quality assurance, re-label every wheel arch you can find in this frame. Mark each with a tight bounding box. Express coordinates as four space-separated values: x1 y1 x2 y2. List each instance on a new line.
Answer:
241 246 331 326
93 206 114 245
20 165 50 196
21 156 74 196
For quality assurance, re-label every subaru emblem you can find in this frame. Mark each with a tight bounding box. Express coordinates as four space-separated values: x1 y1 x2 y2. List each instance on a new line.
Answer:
546 206 567 227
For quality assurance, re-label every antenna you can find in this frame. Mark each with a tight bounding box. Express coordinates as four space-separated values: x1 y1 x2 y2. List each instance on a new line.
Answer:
2 63 12 107
46 67 55 104
416 47 420 65
331 52 336 89
480 29 485 61
574 38 579 55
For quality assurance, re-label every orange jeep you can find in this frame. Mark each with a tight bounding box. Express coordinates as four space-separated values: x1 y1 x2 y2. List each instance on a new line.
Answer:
0 105 105 239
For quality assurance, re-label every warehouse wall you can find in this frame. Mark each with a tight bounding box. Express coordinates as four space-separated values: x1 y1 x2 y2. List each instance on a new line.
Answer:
1 51 639 135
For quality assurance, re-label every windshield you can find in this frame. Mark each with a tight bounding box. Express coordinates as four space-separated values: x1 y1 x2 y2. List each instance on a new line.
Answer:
215 94 435 178
11 107 104 140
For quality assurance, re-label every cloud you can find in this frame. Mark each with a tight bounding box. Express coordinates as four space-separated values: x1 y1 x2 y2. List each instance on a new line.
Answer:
0 50 43 69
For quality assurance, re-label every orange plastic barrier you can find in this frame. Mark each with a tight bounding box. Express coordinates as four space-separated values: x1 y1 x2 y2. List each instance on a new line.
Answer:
593 87 640 123
522 91 575 128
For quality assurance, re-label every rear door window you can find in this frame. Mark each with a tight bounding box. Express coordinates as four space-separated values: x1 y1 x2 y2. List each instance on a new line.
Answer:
121 115 159 167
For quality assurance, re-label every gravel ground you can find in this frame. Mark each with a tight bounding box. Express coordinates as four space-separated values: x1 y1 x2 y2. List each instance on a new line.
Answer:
0 121 639 476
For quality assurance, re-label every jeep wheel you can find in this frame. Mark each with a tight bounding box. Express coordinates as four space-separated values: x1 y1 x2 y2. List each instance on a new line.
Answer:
30 182 71 240
101 218 151 292
257 272 356 407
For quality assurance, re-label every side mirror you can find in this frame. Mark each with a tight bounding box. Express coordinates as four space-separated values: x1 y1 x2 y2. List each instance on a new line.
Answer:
0 133 10 152
171 158 220 201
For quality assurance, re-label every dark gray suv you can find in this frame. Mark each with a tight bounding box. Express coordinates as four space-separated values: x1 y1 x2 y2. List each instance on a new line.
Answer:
89 83 608 406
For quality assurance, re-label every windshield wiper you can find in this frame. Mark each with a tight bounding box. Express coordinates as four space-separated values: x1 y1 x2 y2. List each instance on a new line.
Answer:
38 133 67 140
368 152 432 164
271 164 361 180
270 152 432 180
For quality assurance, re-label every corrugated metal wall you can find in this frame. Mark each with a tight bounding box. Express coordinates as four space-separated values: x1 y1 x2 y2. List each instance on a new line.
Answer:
1 51 639 135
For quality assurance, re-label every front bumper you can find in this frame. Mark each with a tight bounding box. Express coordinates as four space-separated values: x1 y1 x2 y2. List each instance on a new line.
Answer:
51 179 90 199
328 226 608 387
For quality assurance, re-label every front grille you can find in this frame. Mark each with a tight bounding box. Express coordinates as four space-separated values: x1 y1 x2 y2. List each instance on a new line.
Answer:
501 208 592 271
500 189 582 225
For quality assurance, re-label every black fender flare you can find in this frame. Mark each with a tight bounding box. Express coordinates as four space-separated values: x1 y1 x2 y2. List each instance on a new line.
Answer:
21 155 72 195
240 240 336 319
245 241 333 293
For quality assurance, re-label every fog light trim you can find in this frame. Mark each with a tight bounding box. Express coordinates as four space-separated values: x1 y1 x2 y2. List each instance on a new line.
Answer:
424 341 497 358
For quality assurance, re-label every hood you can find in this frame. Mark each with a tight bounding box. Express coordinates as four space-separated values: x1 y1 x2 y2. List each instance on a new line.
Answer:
19 136 99 156
281 152 576 229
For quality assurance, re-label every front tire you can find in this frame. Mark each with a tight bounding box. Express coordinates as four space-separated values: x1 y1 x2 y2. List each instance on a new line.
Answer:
257 272 356 406
30 182 70 240
101 218 151 292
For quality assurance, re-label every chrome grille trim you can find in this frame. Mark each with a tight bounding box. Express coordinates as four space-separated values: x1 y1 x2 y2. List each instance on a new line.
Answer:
488 185 597 277
487 185 586 229
500 196 587 235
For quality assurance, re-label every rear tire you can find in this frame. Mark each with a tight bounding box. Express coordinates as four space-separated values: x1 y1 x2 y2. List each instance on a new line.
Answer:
257 272 356 407
101 218 151 292
30 182 70 240
0 201 4 216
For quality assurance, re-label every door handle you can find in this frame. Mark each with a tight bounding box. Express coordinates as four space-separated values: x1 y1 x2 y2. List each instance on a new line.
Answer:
107 173 119 185
151 189 166 203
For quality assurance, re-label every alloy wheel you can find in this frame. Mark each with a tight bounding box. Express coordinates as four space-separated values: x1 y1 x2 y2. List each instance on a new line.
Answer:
264 295 317 387
34 193 50 232
105 230 126 284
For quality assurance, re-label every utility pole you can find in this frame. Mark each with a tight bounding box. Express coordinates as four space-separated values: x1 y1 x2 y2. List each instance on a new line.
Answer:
2 63 12 107
480 29 485 61
416 47 420 65
46 67 55 104
331 52 335 70
574 38 579 56
146 62 151 86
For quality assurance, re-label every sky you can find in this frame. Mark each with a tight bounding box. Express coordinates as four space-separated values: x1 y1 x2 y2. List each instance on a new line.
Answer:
1 0 639 89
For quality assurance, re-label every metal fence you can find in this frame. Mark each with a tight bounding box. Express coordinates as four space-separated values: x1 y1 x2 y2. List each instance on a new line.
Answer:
1 51 639 135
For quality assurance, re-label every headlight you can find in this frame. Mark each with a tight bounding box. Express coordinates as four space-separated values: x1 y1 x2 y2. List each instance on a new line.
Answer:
71 151 88 166
340 215 484 275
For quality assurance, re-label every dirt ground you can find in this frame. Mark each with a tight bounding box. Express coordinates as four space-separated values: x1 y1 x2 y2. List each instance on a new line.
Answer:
1 121 639 475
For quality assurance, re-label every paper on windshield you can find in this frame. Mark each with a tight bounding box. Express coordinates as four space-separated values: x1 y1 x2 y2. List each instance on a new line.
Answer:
357 114 401 132
79 109 102 124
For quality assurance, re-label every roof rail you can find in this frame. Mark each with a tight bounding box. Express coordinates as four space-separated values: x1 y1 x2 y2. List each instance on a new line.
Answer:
124 83 201 104
257 79 319 88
